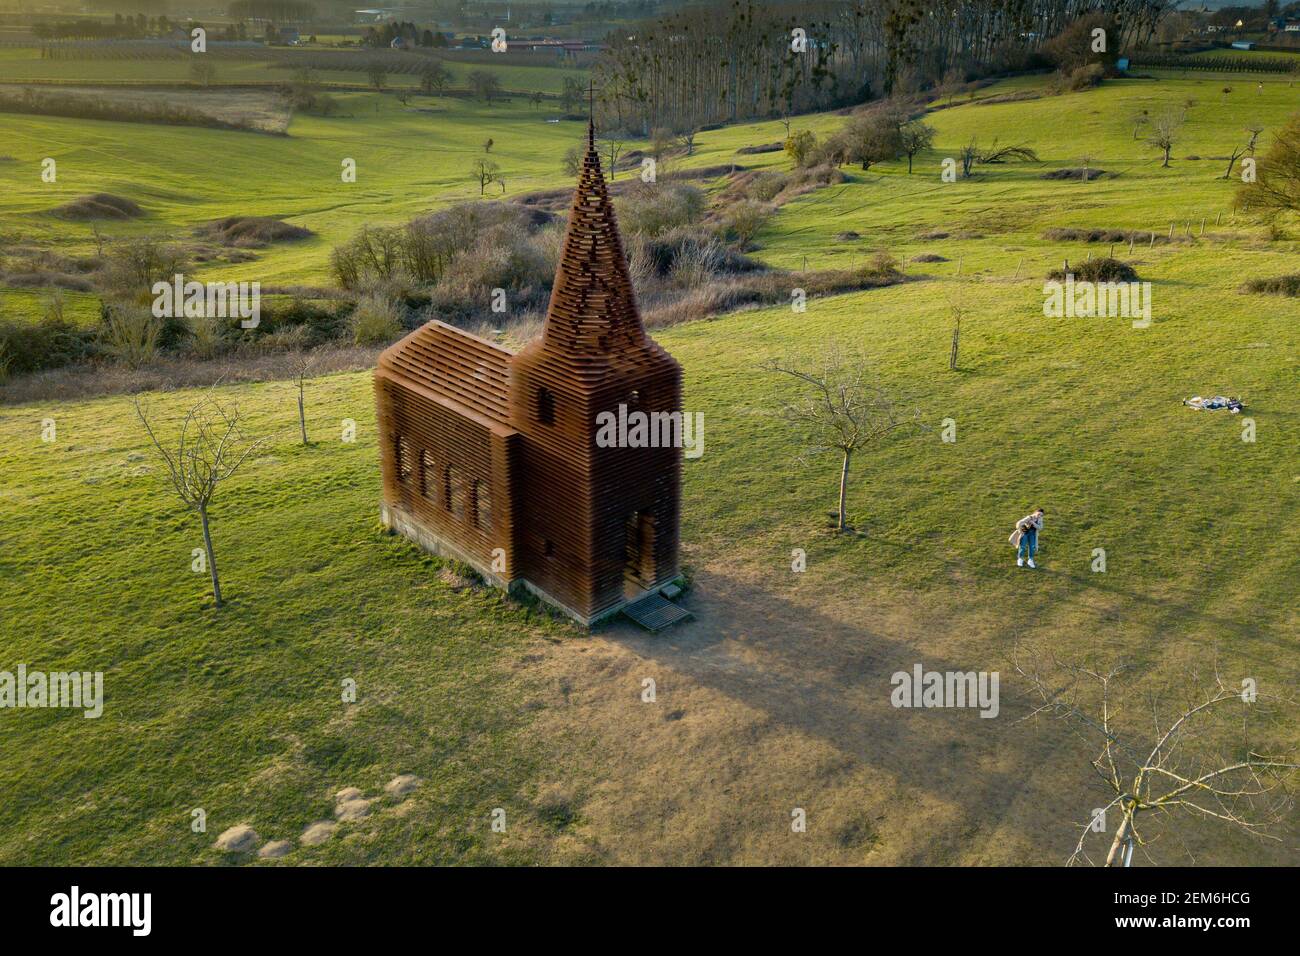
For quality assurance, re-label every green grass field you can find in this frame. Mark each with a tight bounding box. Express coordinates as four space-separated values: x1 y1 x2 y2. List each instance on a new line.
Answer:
0 46 587 94
0 92 593 289
0 288 99 326
1 70 1297 865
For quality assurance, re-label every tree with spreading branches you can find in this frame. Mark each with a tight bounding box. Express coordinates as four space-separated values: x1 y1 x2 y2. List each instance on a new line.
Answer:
1147 109 1182 168
134 392 267 608
836 109 903 172
418 58 451 96
1014 649 1299 867
599 135 626 181
898 119 935 174
676 127 698 157
467 69 501 104
977 137 1041 166
1239 113 1300 217
957 135 1039 177
959 137 979 178
764 349 922 532
1130 109 1149 140
1222 125 1263 181
470 158 501 195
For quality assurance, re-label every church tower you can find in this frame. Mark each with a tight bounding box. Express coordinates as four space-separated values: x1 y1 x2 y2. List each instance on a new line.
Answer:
508 122 683 624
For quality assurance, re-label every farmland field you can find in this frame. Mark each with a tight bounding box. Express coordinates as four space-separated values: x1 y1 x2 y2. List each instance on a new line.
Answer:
0 92 594 288
0 66 1297 866
0 45 587 93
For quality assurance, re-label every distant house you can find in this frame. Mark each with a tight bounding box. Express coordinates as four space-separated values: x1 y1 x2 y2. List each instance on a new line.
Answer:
1285 21 1300 33
1230 40 1255 50
278 27 300 45
390 36 409 50
511 38 605 53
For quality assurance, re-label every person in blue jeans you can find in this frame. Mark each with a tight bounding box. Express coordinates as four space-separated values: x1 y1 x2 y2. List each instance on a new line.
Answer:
1012 508 1044 568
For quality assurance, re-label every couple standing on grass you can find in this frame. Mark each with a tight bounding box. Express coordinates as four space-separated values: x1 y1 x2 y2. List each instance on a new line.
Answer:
1009 508 1045 569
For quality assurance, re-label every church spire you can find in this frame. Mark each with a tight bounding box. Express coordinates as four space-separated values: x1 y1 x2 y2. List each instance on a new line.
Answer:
540 98 645 356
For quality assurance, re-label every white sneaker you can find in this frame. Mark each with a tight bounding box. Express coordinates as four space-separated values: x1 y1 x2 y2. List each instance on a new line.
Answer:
1027 559 1036 569
1017 558 1024 567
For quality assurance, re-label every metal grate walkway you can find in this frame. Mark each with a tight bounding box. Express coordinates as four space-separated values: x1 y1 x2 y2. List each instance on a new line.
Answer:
622 592 693 633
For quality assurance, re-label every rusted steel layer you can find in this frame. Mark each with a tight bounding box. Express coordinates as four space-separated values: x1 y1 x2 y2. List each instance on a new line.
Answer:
379 321 512 425
375 129 682 624
374 378 516 579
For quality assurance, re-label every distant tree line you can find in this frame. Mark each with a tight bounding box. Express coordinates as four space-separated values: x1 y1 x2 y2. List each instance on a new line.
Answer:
227 0 316 22
577 0 663 21
33 14 180 40
593 0 1176 134
35 18 262 44
85 0 168 14
362 21 447 49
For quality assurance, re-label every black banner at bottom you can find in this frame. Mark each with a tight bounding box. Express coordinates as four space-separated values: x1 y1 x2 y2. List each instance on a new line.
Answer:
0 865 1285 941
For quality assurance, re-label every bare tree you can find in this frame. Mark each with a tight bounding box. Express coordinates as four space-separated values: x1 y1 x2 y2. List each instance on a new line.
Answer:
292 355 312 445
1015 650 1298 867
467 69 501 104
1147 109 1182 168
939 66 964 106
677 127 698 156
1130 109 1149 140
1245 123 1264 156
189 58 217 87
764 350 921 532
418 58 450 96
948 294 968 371
837 109 903 172
562 145 581 177
958 134 1037 178
977 138 1040 165
470 158 501 196
898 119 935 174
1239 114 1300 217
134 392 267 608
1222 143 1247 181
959 137 979 178
599 135 625 181
1221 125 1263 180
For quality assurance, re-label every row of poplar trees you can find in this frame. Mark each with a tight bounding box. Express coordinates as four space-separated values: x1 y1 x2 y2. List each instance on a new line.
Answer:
592 0 1175 134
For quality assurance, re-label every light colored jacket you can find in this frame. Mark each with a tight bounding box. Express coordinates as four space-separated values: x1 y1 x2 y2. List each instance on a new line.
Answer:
1009 512 1043 547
